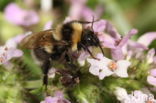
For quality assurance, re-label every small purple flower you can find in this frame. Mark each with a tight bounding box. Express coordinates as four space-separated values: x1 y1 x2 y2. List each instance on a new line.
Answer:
78 50 90 66
81 7 97 21
4 3 39 26
93 20 107 32
93 20 138 60
6 33 30 48
68 0 103 21
128 40 148 50
0 33 30 65
115 88 156 103
87 53 131 79
127 91 156 103
111 29 138 60
40 91 71 103
147 69 156 86
97 32 116 49
138 32 156 47
105 21 121 40
68 0 87 20
0 46 23 65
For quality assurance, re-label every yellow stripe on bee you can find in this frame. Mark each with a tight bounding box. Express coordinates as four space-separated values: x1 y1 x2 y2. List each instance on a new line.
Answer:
53 25 62 40
71 23 83 51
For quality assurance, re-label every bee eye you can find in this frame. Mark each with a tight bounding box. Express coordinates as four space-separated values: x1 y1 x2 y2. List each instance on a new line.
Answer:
88 38 91 40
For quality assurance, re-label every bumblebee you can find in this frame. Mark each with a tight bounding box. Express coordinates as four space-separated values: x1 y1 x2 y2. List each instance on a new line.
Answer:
21 20 104 87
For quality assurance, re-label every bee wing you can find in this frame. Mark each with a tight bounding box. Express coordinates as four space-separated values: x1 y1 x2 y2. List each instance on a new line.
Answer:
20 29 54 49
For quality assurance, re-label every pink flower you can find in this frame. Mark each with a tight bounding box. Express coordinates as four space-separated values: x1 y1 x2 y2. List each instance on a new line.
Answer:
68 0 103 21
68 0 87 20
40 91 70 103
125 91 156 103
99 27 137 60
123 32 156 60
138 32 156 47
78 50 90 66
111 29 138 60
93 20 107 32
4 3 39 26
0 46 23 65
93 20 138 60
115 88 156 103
0 33 30 65
6 33 29 48
87 53 131 80
147 69 156 86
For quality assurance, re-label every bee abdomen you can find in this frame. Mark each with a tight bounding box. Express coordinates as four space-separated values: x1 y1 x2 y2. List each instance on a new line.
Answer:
33 48 51 61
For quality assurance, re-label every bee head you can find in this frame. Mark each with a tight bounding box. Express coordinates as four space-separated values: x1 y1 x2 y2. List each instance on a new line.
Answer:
79 28 105 56
81 29 99 47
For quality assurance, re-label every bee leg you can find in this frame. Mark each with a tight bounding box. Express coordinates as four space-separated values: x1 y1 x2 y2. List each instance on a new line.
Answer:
63 53 81 85
65 53 78 71
42 59 50 90
80 43 100 60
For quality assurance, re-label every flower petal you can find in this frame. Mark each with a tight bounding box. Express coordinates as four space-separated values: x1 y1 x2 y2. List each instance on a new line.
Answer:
87 58 101 66
111 48 124 60
97 32 116 49
147 48 155 64
128 40 148 50
44 96 58 103
69 4 83 20
138 32 156 47
96 53 112 64
114 87 128 101
115 60 131 77
93 20 107 32
4 3 39 26
118 29 138 48
87 54 113 79
150 69 156 77
147 76 156 86
4 3 25 25
89 66 100 76
99 67 113 80
105 22 121 40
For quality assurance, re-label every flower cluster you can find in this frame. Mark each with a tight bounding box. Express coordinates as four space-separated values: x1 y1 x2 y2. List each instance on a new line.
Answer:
87 53 131 79
114 87 156 103
4 3 39 26
0 34 26 65
41 91 70 103
0 0 156 103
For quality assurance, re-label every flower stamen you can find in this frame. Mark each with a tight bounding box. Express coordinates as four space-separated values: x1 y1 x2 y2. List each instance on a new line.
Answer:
146 100 153 103
108 61 117 71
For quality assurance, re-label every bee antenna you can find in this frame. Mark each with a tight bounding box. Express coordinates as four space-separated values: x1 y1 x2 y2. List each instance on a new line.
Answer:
75 19 100 25
98 43 105 56
91 16 95 31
